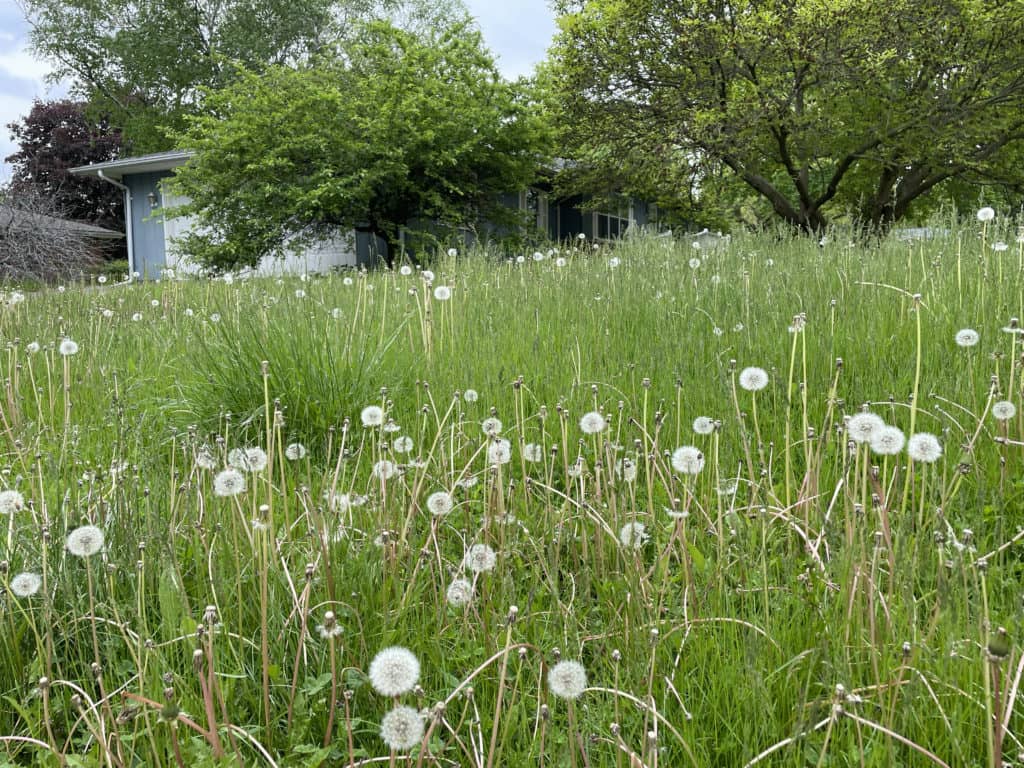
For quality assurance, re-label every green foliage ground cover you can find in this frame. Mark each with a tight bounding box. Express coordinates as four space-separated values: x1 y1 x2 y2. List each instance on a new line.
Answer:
1 221 1023 766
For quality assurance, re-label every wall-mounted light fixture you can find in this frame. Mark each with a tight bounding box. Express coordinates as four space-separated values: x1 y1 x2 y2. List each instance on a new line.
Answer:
147 191 159 208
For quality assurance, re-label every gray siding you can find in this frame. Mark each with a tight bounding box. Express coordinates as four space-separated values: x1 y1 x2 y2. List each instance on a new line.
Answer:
126 171 171 278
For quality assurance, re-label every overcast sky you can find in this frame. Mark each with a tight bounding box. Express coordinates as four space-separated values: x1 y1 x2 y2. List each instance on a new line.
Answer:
0 0 558 181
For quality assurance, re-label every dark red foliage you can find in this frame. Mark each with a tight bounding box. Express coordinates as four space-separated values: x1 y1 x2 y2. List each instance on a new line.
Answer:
6 99 125 239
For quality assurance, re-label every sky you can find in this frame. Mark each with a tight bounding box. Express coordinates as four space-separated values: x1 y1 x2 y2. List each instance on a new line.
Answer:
0 0 558 181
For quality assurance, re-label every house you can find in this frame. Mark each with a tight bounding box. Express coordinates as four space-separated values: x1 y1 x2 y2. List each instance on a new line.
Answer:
71 150 658 278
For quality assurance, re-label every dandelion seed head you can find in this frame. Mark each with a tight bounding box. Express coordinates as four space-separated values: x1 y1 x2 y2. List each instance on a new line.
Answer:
548 660 588 700
368 647 421 697
688 257 701 269
579 411 607 435
26 341 40 354
955 329 980 347
361 405 385 427
373 460 398 480
869 425 905 456
66 525 104 557
487 438 512 465
907 432 943 463
847 412 885 444
463 388 479 403
393 436 413 453
738 366 769 391
10 572 42 597
426 491 453 516
399 265 413 276
615 458 637 483
977 207 995 222
59 339 79 356
446 578 473 607
692 416 715 435
379 705 425 751
433 285 452 301
213 468 246 497
481 417 503 436
992 401 1017 421
285 443 306 461
619 521 648 549
463 543 497 573
0 489 25 515
523 443 543 462
671 446 705 475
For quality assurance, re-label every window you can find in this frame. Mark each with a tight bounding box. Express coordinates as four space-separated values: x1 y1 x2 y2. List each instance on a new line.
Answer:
593 200 633 242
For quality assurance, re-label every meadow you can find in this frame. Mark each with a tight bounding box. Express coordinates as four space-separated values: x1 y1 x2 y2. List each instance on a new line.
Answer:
1 215 1023 767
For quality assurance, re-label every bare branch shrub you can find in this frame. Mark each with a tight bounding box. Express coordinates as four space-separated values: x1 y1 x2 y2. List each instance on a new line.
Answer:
0 191 112 282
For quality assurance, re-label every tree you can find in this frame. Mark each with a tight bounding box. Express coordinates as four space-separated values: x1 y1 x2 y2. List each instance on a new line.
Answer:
0 190 104 281
19 0 395 152
167 19 550 270
550 0 1024 233
5 99 124 236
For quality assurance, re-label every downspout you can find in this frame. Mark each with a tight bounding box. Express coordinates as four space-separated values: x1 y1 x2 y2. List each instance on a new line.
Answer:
97 170 135 278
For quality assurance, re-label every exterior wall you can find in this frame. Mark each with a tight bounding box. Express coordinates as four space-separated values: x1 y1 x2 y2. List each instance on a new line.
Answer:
149 188 360 277
126 171 171 279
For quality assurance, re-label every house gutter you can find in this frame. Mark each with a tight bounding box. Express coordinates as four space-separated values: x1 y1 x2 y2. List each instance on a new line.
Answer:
96 170 135 276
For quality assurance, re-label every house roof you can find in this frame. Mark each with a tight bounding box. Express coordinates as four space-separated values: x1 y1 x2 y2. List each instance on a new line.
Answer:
69 150 194 180
0 205 125 240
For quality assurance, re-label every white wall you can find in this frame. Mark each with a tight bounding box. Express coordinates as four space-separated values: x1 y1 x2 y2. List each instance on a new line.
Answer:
161 192 359 277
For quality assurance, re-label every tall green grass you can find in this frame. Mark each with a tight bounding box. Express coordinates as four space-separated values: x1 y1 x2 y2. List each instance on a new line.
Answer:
0 221 1023 767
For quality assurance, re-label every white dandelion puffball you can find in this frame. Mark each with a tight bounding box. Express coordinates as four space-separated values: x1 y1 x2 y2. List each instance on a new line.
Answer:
373 460 398 480
26 341 40 354
993 241 1009 252
213 468 246 497
361 405 385 427
688 257 701 269
847 412 885 444
446 578 474 607
523 443 543 462
285 443 306 461
209 313 221 323
59 338 79 356
738 366 769 391
463 543 497 573
977 206 995 222
0 489 25 515
619 521 648 549
609 256 621 268
10 572 42 598
131 312 142 322
955 329 979 347
422 270 435 282
548 660 588 700
399 265 413 276
610 459 634 484
555 257 567 267
227 447 267 472
579 411 607 435
567 456 587 478
426 491 453 516
343 276 353 286
368 646 421 697
992 401 1017 421
66 525 105 557
195 446 217 470
244 447 268 472
383 420 401 434
692 416 715 435
481 417 503 436
379 705 425 752
463 388 479 403
487 438 512 465
907 433 943 463
447 248 458 258
433 285 452 301
393 436 414 453
870 426 906 456
671 446 705 475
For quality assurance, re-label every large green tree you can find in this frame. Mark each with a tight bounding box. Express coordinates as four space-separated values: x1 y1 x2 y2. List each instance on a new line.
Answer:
167 19 550 270
19 0 402 151
550 0 1024 233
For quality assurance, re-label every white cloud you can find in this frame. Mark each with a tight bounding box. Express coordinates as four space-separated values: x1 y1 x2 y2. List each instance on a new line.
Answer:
0 45 56 90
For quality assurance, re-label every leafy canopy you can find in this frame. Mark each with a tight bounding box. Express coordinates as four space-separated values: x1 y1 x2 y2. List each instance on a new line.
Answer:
550 0 1024 232
21 0 398 151
168 19 550 271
